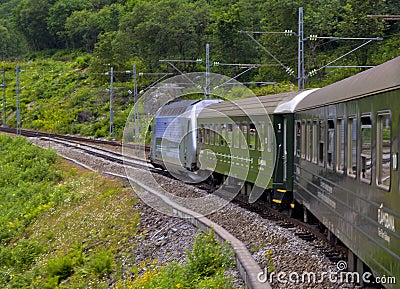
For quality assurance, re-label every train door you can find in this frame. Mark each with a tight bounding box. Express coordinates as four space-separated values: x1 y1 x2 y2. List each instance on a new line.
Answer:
273 114 294 208
273 115 285 204
179 119 190 169
283 117 287 182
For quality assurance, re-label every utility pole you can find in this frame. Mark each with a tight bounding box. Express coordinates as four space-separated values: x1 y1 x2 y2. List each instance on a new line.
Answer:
133 64 139 140
16 64 22 134
298 7 305 90
108 66 114 139
160 44 211 99
205 43 210 99
1 68 5 126
125 66 173 143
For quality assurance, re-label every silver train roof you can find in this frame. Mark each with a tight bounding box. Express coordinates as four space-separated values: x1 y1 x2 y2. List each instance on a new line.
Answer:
273 88 319 113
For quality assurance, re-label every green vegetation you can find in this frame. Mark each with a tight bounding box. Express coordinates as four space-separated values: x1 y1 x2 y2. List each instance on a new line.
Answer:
115 230 238 289
0 134 62 243
0 134 141 288
0 134 239 288
0 0 399 138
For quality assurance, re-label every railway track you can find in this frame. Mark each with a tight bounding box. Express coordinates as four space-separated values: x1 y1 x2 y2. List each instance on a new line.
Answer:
1 127 271 289
2 127 355 288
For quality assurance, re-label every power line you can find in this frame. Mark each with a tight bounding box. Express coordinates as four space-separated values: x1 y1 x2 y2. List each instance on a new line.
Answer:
242 7 382 90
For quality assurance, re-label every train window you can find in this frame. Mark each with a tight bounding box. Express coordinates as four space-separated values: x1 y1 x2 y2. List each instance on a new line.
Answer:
319 120 325 166
336 118 345 173
241 123 248 149
377 112 391 190
312 121 318 164
306 120 311 161
205 125 210 144
258 122 265 152
210 124 216 145
327 120 335 169
267 122 272 153
220 124 226 146
249 123 256 150
301 121 306 159
199 125 205 144
295 121 301 157
361 115 372 183
227 124 233 146
215 124 220 146
234 123 240 148
347 116 357 178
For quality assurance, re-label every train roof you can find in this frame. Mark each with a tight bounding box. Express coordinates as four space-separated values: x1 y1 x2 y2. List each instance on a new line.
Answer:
273 89 319 113
198 91 303 118
155 100 200 117
294 56 400 111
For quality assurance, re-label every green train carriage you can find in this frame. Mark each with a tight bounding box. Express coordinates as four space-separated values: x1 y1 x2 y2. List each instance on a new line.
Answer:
291 56 400 287
196 91 313 205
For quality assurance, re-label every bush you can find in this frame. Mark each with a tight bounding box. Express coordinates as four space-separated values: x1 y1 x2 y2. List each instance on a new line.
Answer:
115 230 236 289
11 240 44 270
87 250 114 276
47 256 74 282
186 229 234 278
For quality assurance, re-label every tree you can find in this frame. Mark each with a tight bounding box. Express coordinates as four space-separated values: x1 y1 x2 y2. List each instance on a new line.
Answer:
47 0 88 48
65 4 123 51
207 0 264 79
120 0 210 71
337 0 386 66
14 0 56 50
88 31 132 81
65 9 100 51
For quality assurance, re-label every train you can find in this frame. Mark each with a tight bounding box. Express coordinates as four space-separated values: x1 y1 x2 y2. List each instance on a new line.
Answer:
148 56 400 287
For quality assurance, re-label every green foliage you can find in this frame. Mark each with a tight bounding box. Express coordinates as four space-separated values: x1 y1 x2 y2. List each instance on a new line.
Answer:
0 135 62 243
116 230 236 289
186 229 234 278
87 250 114 276
14 0 56 50
0 239 44 271
0 136 141 288
47 256 74 281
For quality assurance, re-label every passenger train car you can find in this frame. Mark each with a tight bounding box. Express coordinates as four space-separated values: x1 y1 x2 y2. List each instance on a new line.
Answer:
286 57 400 285
196 90 316 204
149 56 400 286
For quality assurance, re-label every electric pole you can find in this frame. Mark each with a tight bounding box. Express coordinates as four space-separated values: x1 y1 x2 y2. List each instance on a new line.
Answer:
16 65 22 134
133 64 139 140
125 66 172 143
107 66 114 139
205 43 210 99
298 7 305 90
1 68 5 126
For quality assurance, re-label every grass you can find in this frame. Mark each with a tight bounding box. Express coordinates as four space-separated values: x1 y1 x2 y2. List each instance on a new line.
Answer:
0 134 241 288
0 134 140 288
